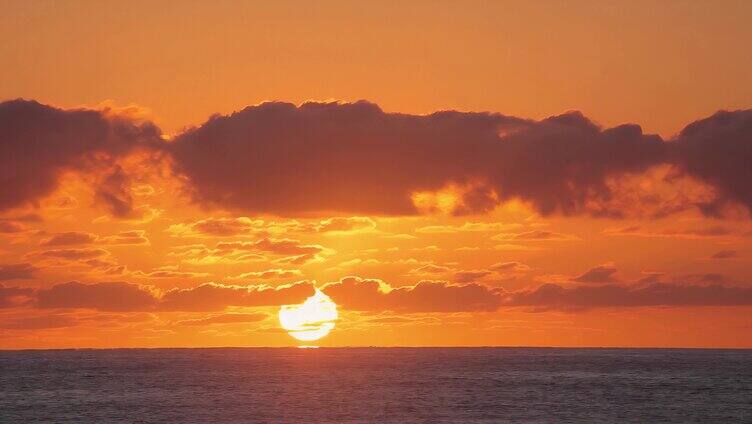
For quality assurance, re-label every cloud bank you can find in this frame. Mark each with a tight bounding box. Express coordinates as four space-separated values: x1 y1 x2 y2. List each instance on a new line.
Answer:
0 99 161 213
3 278 752 313
29 281 316 312
2 99 752 218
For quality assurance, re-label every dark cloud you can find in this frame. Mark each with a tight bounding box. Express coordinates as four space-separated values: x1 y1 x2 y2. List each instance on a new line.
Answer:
84 258 126 275
216 238 325 256
37 248 109 261
158 281 315 311
0 99 161 213
168 101 676 217
674 110 752 215
272 253 320 266
487 114 668 217
176 312 268 326
31 280 314 312
131 269 209 279
690 273 728 284
490 262 530 273
169 101 519 215
573 265 619 283
504 282 752 311
0 263 37 281
322 277 501 312
366 316 415 324
0 314 77 330
188 217 259 237
95 165 138 218
3 99 752 218
0 284 35 307
230 269 302 280
604 225 736 239
0 221 25 233
316 217 376 233
493 230 576 241
1 213 42 223
636 272 666 284
4 276 752 314
454 270 493 283
100 230 149 245
170 216 374 238
711 250 739 259
40 232 97 246
36 281 158 311
410 264 452 275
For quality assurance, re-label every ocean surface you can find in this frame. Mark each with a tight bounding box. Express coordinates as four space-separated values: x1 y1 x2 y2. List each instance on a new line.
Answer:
1 348 750 423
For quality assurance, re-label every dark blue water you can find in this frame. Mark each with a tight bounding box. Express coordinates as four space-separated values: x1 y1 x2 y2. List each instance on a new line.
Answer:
1 348 750 423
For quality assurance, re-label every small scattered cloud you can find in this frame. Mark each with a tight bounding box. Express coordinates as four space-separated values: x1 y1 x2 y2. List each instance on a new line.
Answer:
100 230 150 245
315 217 376 233
322 276 501 313
176 313 268 326
0 263 37 281
603 225 738 239
416 222 521 234
36 248 109 261
0 284 35 307
131 268 210 279
454 270 493 284
167 217 263 237
228 269 303 281
36 281 159 312
0 221 26 233
29 280 315 312
159 281 315 311
573 265 619 284
504 282 752 311
493 230 578 241
408 264 452 276
0 314 78 330
411 245 441 252
40 232 97 246
490 262 531 273
710 250 739 260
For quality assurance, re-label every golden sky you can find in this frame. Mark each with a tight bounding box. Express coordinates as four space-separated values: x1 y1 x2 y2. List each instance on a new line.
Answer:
1 1 751 348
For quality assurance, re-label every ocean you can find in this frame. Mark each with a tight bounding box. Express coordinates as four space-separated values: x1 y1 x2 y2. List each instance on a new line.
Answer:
1 347 750 423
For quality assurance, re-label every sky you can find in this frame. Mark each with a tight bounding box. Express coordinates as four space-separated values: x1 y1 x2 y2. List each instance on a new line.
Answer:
1 0 751 348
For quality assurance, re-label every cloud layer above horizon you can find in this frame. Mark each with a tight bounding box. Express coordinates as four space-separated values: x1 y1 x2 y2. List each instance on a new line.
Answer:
2 99 751 219
2 98 752 348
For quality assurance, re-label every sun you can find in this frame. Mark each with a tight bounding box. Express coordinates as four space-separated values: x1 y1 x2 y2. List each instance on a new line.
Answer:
278 289 338 342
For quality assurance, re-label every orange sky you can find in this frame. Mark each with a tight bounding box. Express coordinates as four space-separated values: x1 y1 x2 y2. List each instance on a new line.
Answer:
3 1 751 136
1 1 751 348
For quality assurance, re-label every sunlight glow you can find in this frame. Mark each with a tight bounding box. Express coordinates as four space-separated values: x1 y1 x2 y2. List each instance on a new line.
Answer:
278 289 338 342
